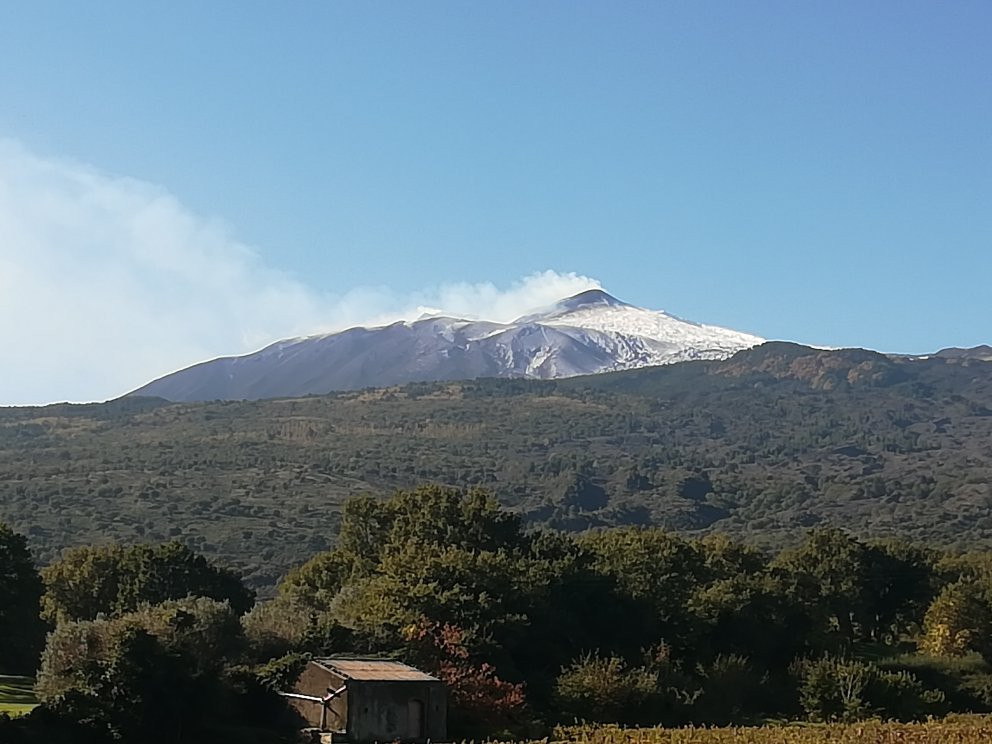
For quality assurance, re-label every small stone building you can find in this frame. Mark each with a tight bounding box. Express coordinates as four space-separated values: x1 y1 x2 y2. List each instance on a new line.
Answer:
286 658 447 743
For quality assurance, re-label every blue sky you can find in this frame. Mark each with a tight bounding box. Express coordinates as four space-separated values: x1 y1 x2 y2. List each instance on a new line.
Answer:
0 2 989 404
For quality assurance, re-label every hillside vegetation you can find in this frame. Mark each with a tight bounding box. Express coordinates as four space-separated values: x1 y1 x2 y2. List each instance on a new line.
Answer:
1 342 990 588
11 487 992 741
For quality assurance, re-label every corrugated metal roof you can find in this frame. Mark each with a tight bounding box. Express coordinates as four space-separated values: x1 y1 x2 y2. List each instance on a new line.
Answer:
313 658 440 682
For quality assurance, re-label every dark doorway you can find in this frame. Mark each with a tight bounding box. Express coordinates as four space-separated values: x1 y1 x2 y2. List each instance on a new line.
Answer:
408 699 425 739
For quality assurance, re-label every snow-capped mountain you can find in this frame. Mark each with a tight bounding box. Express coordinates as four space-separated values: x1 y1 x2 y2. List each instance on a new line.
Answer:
128 290 764 402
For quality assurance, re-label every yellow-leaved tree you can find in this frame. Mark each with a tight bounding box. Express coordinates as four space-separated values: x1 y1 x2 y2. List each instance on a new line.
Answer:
919 580 990 658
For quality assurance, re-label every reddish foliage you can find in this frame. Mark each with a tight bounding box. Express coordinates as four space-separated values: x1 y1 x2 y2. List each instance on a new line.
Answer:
404 620 526 718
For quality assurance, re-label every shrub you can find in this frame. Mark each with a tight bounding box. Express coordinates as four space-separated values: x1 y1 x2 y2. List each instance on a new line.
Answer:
555 653 659 724
554 647 698 727
693 655 767 725
796 657 945 722
253 652 309 693
403 620 527 738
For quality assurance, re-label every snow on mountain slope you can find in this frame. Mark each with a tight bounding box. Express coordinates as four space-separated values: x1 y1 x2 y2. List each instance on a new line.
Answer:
128 290 765 401
519 289 765 367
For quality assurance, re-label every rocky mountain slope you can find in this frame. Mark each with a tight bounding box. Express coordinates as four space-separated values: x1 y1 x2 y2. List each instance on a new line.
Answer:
129 290 764 401
934 345 992 362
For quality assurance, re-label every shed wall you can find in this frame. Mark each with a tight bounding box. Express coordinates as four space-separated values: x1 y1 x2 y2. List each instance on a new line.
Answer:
347 680 447 744
290 664 349 731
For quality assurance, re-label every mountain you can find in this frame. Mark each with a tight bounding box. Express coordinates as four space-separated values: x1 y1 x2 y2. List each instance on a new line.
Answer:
129 289 765 401
934 345 992 362
4 342 992 589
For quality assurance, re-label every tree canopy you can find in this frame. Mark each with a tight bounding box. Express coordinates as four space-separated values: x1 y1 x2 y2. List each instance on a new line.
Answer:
41 541 254 624
0 523 46 674
12 486 992 739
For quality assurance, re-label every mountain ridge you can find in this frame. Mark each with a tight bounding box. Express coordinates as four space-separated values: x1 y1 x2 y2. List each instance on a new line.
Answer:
933 345 992 362
129 290 765 402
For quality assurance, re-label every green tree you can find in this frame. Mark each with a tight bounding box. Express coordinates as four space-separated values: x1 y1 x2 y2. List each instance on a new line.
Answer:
242 594 353 660
281 485 529 613
0 523 46 674
937 551 992 587
693 655 767 725
38 615 198 741
286 486 535 644
36 597 285 743
695 533 768 581
498 530 641 694
691 572 812 668
41 542 254 623
862 539 937 640
337 485 527 570
277 547 353 611
580 527 705 653
295 488 627 704
337 540 525 648
772 528 873 647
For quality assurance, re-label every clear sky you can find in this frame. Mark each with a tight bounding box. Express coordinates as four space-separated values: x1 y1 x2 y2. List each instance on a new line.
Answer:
0 2 989 404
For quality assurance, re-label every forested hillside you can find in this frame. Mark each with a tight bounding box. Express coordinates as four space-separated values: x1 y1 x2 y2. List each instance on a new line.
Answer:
9 487 992 742
1 342 990 589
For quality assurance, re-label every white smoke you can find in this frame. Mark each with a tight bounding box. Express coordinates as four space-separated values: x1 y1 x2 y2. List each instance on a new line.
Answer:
0 140 601 405
408 271 602 323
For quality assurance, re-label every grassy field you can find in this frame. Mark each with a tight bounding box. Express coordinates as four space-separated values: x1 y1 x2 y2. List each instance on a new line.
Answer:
0 676 37 717
543 718 992 743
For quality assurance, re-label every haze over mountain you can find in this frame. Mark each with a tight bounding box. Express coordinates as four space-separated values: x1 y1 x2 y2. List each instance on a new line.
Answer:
129 290 765 402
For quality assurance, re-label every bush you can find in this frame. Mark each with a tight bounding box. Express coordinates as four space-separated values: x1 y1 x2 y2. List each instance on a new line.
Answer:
796 657 945 722
0 706 102 744
555 654 659 724
37 620 183 741
403 621 528 738
877 652 992 713
872 669 947 720
555 649 698 726
955 673 992 710
693 655 767 725
253 652 309 693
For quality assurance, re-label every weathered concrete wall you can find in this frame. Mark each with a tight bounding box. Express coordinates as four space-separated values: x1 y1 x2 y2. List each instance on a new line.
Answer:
347 680 446 744
291 664 349 731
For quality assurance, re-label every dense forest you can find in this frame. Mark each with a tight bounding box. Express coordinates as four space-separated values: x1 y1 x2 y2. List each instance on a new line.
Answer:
7 485 992 742
1 342 990 590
